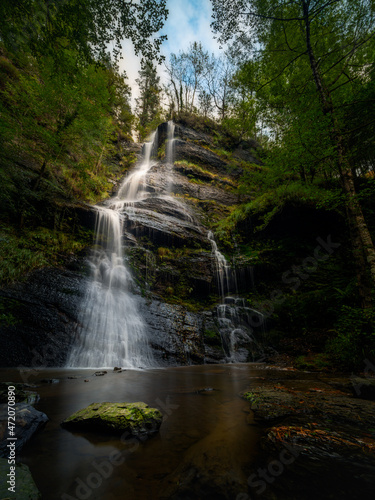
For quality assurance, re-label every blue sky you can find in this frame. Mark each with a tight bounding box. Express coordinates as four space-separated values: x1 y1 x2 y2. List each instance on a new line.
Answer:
119 0 223 104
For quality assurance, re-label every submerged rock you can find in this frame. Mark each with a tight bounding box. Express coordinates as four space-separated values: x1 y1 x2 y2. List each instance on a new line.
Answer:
0 458 41 499
61 402 162 440
0 403 48 457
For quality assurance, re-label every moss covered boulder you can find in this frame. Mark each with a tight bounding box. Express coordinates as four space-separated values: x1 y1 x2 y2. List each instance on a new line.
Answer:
61 402 162 440
0 458 41 499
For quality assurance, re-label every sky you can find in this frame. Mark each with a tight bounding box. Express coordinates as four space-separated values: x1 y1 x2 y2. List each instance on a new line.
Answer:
119 0 223 106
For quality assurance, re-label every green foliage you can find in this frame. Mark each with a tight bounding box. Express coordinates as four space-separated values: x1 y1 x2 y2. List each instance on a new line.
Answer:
326 306 375 370
0 224 92 284
294 354 331 372
135 59 164 140
0 0 168 65
0 299 19 327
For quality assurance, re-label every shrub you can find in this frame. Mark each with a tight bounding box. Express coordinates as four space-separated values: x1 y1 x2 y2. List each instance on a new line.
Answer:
325 306 375 370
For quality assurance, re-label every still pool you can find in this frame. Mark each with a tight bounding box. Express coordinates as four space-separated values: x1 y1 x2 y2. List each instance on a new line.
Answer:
1 363 266 499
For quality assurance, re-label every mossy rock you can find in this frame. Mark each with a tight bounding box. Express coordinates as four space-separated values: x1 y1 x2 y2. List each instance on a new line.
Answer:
61 402 163 440
0 458 41 499
0 383 39 405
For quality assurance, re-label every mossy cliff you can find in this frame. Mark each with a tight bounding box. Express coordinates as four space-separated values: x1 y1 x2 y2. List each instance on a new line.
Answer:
0 116 373 370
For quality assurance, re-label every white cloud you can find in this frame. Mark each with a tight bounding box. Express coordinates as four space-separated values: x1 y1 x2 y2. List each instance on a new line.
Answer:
119 0 223 108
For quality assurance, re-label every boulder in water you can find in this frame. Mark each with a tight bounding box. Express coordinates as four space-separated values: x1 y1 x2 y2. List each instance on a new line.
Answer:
61 402 162 440
0 382 39 405
0 458 41 499
0 403 48 457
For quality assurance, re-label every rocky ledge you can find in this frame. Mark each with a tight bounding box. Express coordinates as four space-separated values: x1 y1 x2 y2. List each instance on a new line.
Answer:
61 402 163 441
242 380 375 499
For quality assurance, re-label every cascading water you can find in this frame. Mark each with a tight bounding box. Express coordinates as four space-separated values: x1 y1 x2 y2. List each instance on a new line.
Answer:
66 133 159 368
166 120 176 194
208 231 265 362
116 131 158 203
166 120 176 165
207 231 232 298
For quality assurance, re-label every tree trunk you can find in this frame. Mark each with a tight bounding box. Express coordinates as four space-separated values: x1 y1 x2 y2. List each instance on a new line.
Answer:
302 0 375 303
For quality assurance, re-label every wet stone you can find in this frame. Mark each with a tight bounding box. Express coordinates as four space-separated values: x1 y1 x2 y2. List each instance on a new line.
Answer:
61 402 163 441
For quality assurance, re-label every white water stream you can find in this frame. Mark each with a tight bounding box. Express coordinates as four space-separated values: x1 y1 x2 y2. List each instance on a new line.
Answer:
66 132 159 368
208 231 264 362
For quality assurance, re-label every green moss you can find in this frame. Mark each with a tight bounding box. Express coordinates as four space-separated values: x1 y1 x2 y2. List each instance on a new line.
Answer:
295 354 331 371
243 391 264 406
0 224 92 284
62 402 163 437
0 458 41 499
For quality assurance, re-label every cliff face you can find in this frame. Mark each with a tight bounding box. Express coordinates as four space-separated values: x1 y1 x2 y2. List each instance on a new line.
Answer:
0 121 263 368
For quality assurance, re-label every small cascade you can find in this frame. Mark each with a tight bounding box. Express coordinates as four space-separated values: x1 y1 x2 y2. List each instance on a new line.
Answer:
166 120 176 193
208 232 264 362
66 132 159 368
207 231 232 297
166 120 176 165
116 131 158 203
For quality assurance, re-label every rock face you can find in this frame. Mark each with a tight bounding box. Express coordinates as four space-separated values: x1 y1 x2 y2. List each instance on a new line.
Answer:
0 403 48 457
0 266 89 367
0 458 41 499
61 402 162 440
0 120 261 368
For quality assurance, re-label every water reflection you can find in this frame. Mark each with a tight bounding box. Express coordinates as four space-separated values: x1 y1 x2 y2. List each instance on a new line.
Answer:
1 364 262 499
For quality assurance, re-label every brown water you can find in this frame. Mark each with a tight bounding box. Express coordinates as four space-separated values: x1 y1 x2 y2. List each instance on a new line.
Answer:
1 363 266 500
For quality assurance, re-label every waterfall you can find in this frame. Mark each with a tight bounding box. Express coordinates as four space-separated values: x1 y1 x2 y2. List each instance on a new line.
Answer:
208 231 264 362
166 120 176 194
207 231 232 298
166 120 176 165
116 131 158 202
66 132 159 368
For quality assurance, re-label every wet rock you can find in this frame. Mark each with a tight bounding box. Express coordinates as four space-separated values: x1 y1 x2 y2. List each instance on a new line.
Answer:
61 402 162 440
0 267 88 367
94 371 107 376
242 384 375 499
174 123 214 146
124 203 209 249
39 378 59 384
113 367 121 371
350 376 375 400
0 458 41 499
171 170 239 206
175 139 229 172
0 403 48 457
140 298 210 366
0 383 39 405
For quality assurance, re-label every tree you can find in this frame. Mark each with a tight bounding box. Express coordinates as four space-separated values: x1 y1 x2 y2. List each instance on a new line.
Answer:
198 89 214 117
135 60 162 140
0 0 168 65
205 54 234 120
166 42 209 113
212 0 375 306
